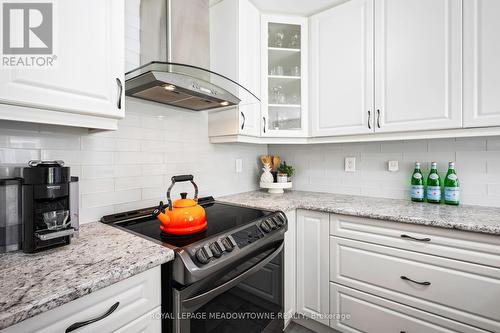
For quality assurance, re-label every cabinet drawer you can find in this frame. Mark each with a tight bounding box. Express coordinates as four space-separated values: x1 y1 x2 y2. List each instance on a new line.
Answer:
115 306 161 333
330 214 500 268
4 266 161 333
330 283 488 333
330 237 500 332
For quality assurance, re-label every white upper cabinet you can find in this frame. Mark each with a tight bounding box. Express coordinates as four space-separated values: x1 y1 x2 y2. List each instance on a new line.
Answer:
261 15 309 137
310 0 374 137
463 0 500 128
374 0 462 133
208 0 261 137
0 0 125 130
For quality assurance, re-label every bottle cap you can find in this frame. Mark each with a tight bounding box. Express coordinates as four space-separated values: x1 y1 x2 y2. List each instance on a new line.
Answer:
415 162 420 167
431 162 437 167
449 161 455 168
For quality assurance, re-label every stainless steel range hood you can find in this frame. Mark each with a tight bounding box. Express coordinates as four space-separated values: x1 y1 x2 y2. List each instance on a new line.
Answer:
125 0 259 111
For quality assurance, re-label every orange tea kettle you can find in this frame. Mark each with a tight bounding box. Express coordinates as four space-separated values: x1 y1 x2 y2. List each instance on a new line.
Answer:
153 175 207 235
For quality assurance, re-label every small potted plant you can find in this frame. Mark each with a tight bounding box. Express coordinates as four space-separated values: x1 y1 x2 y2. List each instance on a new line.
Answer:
277 161 295 182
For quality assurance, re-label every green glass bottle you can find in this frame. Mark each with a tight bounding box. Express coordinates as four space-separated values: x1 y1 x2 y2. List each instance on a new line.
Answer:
410 162 424 202
426 162 441 203
444 161 460 205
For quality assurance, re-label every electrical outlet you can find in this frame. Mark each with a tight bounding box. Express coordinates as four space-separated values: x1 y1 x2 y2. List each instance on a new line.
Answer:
345 157 356 172
235 158 243 173
388 160 399 172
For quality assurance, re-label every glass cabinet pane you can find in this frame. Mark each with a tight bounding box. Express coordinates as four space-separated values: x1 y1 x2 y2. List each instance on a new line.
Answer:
266 21 303 133
268 106 302 131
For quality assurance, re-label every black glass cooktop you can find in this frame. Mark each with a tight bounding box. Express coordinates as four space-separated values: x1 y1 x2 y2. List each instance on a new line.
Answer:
101 198 271 248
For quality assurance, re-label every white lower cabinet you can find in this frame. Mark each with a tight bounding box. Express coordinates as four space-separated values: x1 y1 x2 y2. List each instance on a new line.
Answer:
3 267 161 333
296 210 330 325
292 211 500 333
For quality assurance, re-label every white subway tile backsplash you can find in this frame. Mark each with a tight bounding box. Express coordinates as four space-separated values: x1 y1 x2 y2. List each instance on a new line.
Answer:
270 136 500 207
0 103 265 223
0 148 40 163
82 189 142 208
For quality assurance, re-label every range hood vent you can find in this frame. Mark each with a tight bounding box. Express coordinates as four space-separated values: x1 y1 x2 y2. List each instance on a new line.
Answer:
125 0 259 111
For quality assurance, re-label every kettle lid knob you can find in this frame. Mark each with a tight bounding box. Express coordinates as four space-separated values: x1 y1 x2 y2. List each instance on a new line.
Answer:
180 192 188 199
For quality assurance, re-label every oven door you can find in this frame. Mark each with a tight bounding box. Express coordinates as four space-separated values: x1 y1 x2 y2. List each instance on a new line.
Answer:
173 241 284 333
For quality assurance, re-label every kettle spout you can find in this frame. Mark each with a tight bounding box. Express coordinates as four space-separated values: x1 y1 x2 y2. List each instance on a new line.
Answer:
153 201 170 225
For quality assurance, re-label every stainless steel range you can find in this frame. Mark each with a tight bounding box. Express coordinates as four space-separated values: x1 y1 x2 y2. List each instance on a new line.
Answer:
101 197 287 333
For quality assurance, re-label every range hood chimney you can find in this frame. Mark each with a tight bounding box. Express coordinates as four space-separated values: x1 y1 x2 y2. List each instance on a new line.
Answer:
125 0 259 111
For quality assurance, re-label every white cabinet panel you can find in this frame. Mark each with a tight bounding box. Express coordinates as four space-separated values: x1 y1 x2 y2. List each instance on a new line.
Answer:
330 283 488 333
0 0 125 128
374 0 462 132
283 210 296 328
331 236 500 332
4 267 161 333
310 0 374 137
115 307 161 333
208 0 261 137
296 210 329 325
463 0 500 127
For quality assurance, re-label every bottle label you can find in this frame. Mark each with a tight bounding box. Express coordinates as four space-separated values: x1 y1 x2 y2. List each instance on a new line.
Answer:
411 185 424 199
445 187 460 202
447 174 458 181
429 173 439 180
427 186 441 201
413 173 422 180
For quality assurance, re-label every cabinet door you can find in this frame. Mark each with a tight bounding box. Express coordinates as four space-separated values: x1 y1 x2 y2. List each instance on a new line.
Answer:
296 210 329 325
0 0 124 121
463 0 500 127
261 15 309 137
238 0 261 137
310 0 374 137
374 0 462 133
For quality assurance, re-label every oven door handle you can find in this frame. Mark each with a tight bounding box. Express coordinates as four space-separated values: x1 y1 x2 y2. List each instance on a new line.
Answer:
182 242 284 309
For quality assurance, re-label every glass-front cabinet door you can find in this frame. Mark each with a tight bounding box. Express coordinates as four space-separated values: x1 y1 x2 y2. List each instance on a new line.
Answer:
261 15 308 137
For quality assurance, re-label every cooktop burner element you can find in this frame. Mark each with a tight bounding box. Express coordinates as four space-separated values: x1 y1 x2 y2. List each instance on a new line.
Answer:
101 197 287 285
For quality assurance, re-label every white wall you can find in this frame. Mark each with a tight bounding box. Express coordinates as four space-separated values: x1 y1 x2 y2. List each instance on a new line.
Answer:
269 137 500 207
0 98 266 223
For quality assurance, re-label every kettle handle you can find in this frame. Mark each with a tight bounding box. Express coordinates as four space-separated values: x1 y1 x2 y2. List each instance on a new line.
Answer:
166 175 199 210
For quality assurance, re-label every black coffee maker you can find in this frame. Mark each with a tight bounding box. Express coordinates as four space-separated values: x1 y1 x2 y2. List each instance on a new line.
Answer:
21 160 79 253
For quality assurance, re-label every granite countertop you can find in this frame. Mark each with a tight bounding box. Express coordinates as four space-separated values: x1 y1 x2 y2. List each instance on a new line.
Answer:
218 190 500 236
0 222 174 330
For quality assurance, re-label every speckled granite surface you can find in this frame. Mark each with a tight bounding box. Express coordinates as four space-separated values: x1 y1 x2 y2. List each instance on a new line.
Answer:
0 222 174 330
219 190 500 235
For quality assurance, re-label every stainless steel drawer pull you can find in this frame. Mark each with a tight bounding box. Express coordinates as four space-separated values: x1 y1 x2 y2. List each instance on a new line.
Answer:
400 275 431 286
401 234 431 242
65 302 119 332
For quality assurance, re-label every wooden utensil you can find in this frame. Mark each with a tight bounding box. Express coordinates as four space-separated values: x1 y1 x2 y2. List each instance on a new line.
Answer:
272 156 281 171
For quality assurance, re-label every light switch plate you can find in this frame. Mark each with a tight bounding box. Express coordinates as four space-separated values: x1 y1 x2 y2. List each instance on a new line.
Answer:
345 157 356 172
388 160 399 172
235 158 243 173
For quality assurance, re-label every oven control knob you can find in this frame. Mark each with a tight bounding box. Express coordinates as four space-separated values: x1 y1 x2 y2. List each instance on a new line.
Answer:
209 242 223 258
272 216 283 227
195 246 212 265
221 237 235 252
267 218 278 230
260 220 271 233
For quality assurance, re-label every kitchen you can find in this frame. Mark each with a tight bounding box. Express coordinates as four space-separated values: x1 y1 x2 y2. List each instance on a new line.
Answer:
0 0 499 332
